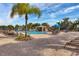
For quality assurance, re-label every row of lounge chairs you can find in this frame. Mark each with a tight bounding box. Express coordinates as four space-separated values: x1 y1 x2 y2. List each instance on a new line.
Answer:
51 30 79 50
64 37 79 49
2 30 17 37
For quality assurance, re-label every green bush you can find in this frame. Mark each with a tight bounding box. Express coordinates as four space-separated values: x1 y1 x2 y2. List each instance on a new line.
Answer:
15 34 31 41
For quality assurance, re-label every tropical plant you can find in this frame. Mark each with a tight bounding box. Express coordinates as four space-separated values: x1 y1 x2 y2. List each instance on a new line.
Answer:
42 23 49 28
15 24 20 31
73 18 79 31
0 25 8 30
57 17 70 30
21 25 25 31
16 34 31 41
33 23 40 29
8 25 14 31
27 23 33 31
42 23 48 26
10 3 41 37
61 17 69 30
56 17 75 31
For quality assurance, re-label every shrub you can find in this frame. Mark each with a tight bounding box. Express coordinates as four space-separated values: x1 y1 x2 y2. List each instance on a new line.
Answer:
15 34 31 41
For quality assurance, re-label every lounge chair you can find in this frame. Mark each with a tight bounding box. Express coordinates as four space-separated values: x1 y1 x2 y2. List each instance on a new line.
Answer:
64 37 79 49
0 33 8 38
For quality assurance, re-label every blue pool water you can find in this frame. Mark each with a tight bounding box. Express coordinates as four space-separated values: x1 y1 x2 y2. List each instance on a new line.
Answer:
16 30 47 35
27 31 47 35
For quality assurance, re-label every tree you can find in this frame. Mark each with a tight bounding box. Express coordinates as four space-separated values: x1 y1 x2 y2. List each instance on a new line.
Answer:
62 17 69 30
34 23 40 26
33 23 40 29
8 25 14 31
27 23 33 31
73 18 79 31
0 26 8 30
21 25 25 31
57 17 70 30
27 23 40 31
15 24 20 31
10 3 41 37
57 17 74 31
42 23 49 28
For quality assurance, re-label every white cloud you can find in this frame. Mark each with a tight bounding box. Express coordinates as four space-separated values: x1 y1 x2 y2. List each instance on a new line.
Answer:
0 11 19 25
49 13 57 18
0 18 13 25
0 4 20 25
54 5 79 15
53 4 63 8
64 5 79 13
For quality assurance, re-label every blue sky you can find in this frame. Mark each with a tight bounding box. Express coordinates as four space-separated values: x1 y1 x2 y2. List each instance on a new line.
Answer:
0 3 79 26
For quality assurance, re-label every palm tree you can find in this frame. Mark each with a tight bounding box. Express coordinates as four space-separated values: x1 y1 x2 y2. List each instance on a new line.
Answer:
10 3 41 37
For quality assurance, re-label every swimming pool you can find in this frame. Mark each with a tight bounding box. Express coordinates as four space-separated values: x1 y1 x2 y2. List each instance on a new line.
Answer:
16 30 47 35
27 31 47 35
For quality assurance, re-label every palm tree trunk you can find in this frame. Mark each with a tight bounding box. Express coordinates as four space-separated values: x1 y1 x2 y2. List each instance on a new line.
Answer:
25 14 28 37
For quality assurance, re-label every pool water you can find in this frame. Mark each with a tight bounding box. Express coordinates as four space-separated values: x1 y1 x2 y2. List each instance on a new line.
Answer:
27 31 47 35
15 30 47 35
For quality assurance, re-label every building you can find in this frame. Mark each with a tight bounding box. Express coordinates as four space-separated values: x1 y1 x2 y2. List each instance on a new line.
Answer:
36 26 48 32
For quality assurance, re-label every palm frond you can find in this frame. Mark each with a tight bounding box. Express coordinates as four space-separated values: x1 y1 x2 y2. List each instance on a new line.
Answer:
10 4 17 18
10 3 41 18
28 7 41 18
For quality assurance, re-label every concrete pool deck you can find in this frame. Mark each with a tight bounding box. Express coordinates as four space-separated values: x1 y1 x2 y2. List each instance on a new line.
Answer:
0 37 19 46
0 32 78 55
0 33 52 46
0 33 19 46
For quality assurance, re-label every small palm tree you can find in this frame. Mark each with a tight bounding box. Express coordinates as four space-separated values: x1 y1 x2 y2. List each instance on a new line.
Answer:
10 3 41 37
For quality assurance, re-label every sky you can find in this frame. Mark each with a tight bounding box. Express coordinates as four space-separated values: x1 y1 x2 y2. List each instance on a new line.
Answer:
0 3 79 26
